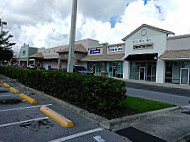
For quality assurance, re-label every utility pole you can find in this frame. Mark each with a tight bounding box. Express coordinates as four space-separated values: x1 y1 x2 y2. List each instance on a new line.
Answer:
67 0 78 73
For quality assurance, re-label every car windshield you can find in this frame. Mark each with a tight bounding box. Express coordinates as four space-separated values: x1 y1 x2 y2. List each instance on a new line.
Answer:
74 66 88 71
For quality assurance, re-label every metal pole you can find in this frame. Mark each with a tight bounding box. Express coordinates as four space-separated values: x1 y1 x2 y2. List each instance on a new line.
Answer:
0 19 2 34
67 0 78 73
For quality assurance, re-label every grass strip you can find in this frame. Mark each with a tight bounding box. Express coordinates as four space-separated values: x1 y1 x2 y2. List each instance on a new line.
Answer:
124 96 175 115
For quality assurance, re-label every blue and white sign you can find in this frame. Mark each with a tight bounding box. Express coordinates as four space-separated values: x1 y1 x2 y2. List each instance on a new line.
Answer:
90 49 100 54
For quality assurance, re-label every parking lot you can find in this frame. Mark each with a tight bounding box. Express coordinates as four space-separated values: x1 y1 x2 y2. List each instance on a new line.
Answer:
0 77 129 142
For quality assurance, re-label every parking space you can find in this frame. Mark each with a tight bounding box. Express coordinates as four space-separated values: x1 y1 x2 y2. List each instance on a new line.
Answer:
0 76 130 142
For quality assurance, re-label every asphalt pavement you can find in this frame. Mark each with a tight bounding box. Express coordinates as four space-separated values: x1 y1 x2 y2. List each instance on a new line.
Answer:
125 81 190 106
0 76 130 142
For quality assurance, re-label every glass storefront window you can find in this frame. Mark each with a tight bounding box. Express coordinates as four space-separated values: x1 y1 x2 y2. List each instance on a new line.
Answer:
87 63 101 76
106 62 123 78
130 61 156 82
88 62 123 78
172 62 181 84
165 61 190 85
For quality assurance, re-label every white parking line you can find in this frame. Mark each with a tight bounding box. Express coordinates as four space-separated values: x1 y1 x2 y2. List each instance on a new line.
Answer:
0 104 52 112
0 117 49 128
0 94 20 97
49 128 104 142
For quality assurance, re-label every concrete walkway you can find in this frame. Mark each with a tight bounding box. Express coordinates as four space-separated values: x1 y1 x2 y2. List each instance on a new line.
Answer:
119 109 190 142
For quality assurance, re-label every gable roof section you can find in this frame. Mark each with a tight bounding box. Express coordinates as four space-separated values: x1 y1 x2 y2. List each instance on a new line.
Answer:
122 24 175 41
80 53 125 62
57 44 87 53
29 52 44 58
159 49 190 60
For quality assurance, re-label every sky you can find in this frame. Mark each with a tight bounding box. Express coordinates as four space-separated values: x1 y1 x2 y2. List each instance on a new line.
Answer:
0 0 190 54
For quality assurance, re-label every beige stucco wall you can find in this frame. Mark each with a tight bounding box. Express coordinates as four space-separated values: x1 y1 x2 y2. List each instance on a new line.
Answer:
167 35 190 50
107 44 125 55
42 60 58 69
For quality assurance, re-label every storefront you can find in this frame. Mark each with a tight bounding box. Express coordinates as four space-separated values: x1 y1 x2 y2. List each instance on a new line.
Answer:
122 24 174 83
129 61 156 82
106 62 123 78
87 61 123 78
165 61 190 85
159 48 190 85
81 43 125 78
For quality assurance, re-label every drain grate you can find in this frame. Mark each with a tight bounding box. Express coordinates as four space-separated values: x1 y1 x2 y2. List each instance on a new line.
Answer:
116 126 166 142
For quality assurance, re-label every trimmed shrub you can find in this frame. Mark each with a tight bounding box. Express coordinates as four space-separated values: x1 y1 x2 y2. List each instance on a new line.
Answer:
0 66 127 111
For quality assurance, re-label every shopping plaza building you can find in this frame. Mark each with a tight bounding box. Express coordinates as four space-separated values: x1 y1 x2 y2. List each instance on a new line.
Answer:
15 24 190 85
123 24 190 85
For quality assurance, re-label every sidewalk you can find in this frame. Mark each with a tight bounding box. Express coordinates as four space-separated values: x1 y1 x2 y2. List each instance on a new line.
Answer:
114 109 190 142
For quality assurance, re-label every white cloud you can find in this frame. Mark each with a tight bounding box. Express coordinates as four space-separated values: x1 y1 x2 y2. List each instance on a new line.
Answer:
1 0 190 54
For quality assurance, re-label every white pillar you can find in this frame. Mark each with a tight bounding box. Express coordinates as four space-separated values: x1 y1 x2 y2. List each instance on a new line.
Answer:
156 59 165 83
123 61 130 79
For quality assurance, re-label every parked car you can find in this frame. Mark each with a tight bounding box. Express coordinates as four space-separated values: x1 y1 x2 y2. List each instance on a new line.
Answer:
73 65 94 75
28 65 37 70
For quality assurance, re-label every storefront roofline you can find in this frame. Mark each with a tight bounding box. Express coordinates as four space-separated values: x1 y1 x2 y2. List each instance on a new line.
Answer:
81 59 124 62
160 58 190 61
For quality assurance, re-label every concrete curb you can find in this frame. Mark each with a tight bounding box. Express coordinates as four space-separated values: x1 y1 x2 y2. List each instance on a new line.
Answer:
173 132 190 142
100 106 180 130
0 74 180 130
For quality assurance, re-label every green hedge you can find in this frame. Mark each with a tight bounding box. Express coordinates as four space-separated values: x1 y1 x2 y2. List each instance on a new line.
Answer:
0 66 127 111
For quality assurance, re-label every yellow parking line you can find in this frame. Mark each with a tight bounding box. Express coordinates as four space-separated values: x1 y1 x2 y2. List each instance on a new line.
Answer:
19 94 37 104
40 106 74 128
10 87 20 94
3 83 10 88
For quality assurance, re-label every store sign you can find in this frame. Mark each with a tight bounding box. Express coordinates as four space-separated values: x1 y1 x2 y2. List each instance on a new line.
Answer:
109 46 123 52
90 49 100 54
133 43 153 50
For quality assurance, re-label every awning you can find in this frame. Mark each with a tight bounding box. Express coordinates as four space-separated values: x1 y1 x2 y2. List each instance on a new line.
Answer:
125 53 158 61
159 49 190 60
80 53 125 62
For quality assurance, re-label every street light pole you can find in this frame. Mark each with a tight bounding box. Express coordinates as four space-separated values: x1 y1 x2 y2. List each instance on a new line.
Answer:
67 0 78 73
0 19 7 34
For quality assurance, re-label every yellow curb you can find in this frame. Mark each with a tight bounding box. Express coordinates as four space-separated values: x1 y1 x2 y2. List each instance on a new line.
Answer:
19 94 37 104
40 106 74 128
9 87 20 94
0 80 3 84
3 83 10 88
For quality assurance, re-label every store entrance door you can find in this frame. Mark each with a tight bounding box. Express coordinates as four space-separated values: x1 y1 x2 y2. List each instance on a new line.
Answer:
180 68 189 85
140 67 146 81
112 63 117 78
